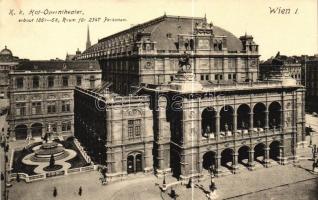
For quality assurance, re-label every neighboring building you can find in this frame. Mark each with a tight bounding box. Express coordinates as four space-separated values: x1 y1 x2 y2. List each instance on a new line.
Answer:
260 52 302 85
303 55 318 112
0 46 19 99
74 15 306 180
65 49 82 61
7 60 101 140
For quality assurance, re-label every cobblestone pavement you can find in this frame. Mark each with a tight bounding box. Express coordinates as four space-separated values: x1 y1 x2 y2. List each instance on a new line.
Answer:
7 142 318 200
5 114 318 200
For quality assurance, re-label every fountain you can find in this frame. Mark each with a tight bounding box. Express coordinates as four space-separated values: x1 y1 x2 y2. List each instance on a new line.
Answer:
29 124 69 162
17 123 79 174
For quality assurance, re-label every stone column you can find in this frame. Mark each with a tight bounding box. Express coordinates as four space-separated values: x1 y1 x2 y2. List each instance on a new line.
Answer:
264 147 271 167
216 113 220 140
198 112 202 141
215 155 222 176
249 112 254 133
198 152 203 175
280 108 285 132
248 150 255 170
264 110 269 131
233 113 237 134
232 152 239 174
144 144 153 173
279 145 287 165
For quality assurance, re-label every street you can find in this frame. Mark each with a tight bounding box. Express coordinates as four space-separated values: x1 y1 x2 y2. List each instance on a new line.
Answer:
4 113 318 200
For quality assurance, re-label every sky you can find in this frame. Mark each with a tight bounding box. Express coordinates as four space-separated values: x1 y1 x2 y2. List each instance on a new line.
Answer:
0 0 317 60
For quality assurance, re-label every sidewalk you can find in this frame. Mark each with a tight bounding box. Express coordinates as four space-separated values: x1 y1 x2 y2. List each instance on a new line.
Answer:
5 115 318 200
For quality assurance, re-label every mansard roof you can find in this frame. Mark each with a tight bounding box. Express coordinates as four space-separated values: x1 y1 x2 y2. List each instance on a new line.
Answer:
85 15 243 53
15 60 100 72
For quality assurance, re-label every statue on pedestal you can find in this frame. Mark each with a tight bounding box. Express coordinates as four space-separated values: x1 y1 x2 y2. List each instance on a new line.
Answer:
178 51 191 72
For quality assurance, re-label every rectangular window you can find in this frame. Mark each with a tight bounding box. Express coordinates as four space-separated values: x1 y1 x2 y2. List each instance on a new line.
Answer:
214 58 223 69
61 101 70 112
134 119 141 136
33 76 39 88
128 120 134 138
62 121 72 132
128 119 141 138
228 74 232 80
200 75 204 81
31 102 41 115
233 74 237 80
16 103 26 116
47 101 56 114
16 77 24 88
228 58 236 68
215 74 218 80
90 80 95 88
76 76 82 86
242 59 248 69
48 76 54 88
205 75 209 80
220 74 223 80
62 76 69 87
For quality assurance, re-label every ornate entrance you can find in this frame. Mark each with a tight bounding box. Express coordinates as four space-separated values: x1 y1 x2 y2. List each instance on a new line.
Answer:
127 152 143 174
31 123 43 138
15 124 28 140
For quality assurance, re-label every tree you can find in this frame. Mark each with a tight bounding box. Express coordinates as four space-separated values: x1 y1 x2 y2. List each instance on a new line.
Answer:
49 154 55 167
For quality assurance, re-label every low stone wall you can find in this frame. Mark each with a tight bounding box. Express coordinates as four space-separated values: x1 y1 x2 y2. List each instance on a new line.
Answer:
73 138 92 164
9 164 97 183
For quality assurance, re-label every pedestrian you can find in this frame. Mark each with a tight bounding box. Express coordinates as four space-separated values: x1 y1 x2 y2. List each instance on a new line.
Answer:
53 187 57 197
78 186 82 196
16 173 20 182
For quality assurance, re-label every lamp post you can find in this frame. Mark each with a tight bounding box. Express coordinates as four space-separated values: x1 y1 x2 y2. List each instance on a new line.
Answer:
308 125 313 147
162 171 167 191
98 137 102 164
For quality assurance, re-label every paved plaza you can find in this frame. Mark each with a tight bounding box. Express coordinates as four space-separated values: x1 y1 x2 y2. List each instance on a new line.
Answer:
6 137 318 200
3 114 318 200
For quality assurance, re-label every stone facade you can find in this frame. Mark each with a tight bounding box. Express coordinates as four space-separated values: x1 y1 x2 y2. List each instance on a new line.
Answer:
73 15 306 179
77 15 259 95
138 78 305 178
74 88 154 176
303 57 318 112
7 60 101 140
